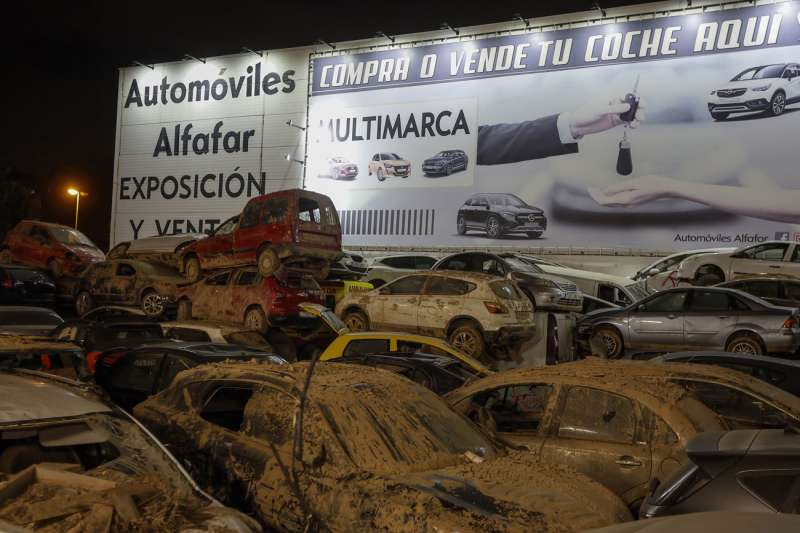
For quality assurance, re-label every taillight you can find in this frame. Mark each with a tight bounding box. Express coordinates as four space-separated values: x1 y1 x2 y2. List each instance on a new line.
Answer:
783 316 799 329
484 301 508 314
1 277 12 289
86 351 102 373
40 354 51 370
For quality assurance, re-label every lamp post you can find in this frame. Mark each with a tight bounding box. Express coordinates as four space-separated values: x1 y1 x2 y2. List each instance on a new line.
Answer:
67 188 88 230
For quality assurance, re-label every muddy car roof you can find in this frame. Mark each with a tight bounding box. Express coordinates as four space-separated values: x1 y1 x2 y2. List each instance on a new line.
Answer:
127 341 278 358
0 371 112 423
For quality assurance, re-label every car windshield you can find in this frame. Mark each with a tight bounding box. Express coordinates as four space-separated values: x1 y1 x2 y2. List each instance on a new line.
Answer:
318 381 496 473
388 153 401 160
731 64 785 81
504 256 543 273
48 227 96 247
489 195 526 207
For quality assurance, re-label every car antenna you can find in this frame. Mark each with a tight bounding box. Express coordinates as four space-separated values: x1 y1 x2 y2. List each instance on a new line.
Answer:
616 74 640 176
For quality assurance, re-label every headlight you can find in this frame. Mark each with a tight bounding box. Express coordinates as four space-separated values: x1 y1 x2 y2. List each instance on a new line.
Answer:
385 163 393 168
532 278 558 289
501 211 516 218
710 90 716 95
751 84 771 91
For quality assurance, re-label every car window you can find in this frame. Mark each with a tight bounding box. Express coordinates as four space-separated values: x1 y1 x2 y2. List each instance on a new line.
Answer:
690 290 734 312
786 282 800 301
598 284 632 307
241 388 296 446
558 387 636 444
743 281 781 299
792 246 800 263
262 196 289 225
158 355 194 390
215 217 237 235
205 272 231 286
674 379 794 429
641 407 678 445
396 340 450 356
414 256 437 269
166 327 212 342
116 263 136 277
298 197 321 224
737 471 800 512
239 200 262 229
235 270 259 286
382 256 415 269
469 384 554 434
490 280 523 300
481 259 506 277
741 243 789 261
437 257 468 271
200 384 255 432
641 291 688 313
426 277 475 296
343 339 390 356
381 275 427 295
107 351 164 394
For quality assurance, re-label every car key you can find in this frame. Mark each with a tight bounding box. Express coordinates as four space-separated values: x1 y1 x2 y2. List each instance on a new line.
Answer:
619 74 640 123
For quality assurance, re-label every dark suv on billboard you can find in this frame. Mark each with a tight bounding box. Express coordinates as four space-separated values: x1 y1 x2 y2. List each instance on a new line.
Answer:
457 193 547 239
422 149 468 176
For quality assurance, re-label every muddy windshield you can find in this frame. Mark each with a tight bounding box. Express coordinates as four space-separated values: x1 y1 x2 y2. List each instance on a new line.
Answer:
48 227 96 247
318 381 496 473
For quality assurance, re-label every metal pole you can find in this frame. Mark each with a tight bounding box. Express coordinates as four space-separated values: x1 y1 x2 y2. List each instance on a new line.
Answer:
74 193 80 229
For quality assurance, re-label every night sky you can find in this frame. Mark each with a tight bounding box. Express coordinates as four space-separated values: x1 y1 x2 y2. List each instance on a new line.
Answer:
1 0 649 250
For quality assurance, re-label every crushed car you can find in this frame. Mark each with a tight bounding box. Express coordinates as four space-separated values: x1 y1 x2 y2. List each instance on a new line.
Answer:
134 361 632 532
0 369 260 532
107 232 207 270
179 189 342 281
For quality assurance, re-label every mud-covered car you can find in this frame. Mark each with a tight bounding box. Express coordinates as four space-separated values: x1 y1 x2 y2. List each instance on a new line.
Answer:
335 271 535 362
107 232 207 269
422 149 468 176
364 253 438 287
368 152 411 181
0 370 260 532
161 320 276 351
134 362 631 532
318 156 358 180
0 220 105 278
446 359 800 511
0 306 63 336
457 193 547 239
179 189 342 282
74 259 185 318
175 267 324 335
0 264 56 306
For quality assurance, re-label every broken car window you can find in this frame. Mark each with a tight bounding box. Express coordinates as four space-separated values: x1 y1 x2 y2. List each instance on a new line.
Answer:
200 385 255 432
558 387 636 444
343 339 390 356
298 197 321 224
472 384 554 434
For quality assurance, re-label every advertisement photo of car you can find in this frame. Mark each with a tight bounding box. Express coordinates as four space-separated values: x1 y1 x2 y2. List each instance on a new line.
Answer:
457 193 547 239
318 156 358 180
368 152 411 181
422 149 468 177
708 63 800 120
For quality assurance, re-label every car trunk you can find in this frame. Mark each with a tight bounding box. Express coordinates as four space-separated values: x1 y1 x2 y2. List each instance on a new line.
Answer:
296 192 341 250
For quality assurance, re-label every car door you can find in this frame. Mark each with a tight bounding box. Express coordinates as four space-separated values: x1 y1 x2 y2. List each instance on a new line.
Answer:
191 271 231 320
228 268 259 321
418 276 476 337
233 199 267 265
540 386 652 502
193 215 238 269
628 290 689 351
372 275 426 331
684 290 744 349
110 262 138 304
731 242 791 278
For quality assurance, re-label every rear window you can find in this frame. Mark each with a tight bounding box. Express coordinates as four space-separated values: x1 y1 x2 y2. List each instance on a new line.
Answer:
298 197 321 224
0 310 62 326
166 327 212 342
96 325 164 344
490 280 522 300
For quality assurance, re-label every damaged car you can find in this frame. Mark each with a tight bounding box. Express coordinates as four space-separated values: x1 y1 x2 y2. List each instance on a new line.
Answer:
134 362 632 532
0 369 260 532
74 259 185 318
179 189 342 281
107 232 207 270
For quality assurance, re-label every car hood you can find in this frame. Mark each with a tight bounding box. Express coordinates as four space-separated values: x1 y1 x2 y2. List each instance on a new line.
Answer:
66 245 105 262
499 205 543 215
582 307 627 321
717 79 780 90
386 159 410 165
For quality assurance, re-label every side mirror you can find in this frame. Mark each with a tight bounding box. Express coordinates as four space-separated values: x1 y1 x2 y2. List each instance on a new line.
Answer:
648 268 660 276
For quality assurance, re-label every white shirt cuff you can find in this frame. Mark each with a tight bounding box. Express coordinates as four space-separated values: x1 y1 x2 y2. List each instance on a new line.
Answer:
557 112 578 143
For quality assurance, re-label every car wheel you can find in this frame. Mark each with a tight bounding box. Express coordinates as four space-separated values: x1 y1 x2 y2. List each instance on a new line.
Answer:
711 112 729 121
257 248 280 278
75 290 94 316
177 299 192 320
0 249 11 264
696 273 723 286
343 309 369 331
769 91 786 116
184 256 201 282
457 216 467 235
377 169 385 182
592 327 624 358
244 306 268 333
726 334 763 355
485 216 502 239
448 323 486 359
48 259 62 278
526 231 543 239
141 290 165 317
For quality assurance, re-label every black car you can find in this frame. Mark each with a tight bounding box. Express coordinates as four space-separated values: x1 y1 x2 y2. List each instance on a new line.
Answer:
0 306 63 336
94 341 287 410
422 149 468 176
641 428 800 517
653 351 800 397
457 193 547 239
0 265 56 306
718 278 800 308
336 352 481 394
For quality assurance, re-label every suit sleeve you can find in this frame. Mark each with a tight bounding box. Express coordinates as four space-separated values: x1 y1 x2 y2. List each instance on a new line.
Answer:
476 113 579 165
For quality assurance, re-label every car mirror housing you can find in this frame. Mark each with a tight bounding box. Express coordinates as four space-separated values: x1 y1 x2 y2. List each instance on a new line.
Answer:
648 268 660 276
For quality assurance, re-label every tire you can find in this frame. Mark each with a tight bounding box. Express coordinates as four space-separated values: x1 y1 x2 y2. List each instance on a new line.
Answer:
48 258 62 278
75 290 94 316
457 216 467 235
527 231 543 239
448 322 486 360
696 272 723 286
343 309 369 332
726 334 764 355
768 91 786 117
257 248 280 278
177 299 192 320
244 306 268 333
711 112 729 121
485 216 502 239
141 290 165 317
444 164 451 176
0 249 11 264
592 327 624 359
184 256 201 282
377 169 385 182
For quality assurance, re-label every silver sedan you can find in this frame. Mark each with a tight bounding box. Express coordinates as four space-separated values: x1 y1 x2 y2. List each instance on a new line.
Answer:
577 287 800 357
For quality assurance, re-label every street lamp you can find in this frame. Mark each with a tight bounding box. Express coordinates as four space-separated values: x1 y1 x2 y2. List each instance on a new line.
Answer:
67 188 88 229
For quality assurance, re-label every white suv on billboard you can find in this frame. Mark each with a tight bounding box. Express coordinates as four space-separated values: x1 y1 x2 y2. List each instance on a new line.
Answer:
708 63 800 120
676 241 800 285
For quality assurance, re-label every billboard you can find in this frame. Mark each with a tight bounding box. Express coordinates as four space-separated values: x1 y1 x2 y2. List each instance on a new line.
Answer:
307 2 800 249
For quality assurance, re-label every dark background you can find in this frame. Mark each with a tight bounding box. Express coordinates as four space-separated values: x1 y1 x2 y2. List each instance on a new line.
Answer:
0 0 649 250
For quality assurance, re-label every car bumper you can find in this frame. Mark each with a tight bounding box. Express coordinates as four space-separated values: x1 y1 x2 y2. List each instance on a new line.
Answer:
422 165 446 174
335 170 358 179
708 99 770 113
486 325 536 346
536 291 582 312
501 216 548 232
387 167 410 176
765 329 800 354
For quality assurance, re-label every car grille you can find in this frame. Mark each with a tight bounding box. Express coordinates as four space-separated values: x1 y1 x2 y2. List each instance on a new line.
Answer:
393 166 409 173
717 88 746 98
516 214 545 224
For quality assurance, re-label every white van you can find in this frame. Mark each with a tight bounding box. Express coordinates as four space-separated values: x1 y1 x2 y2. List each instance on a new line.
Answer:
535 264 652 307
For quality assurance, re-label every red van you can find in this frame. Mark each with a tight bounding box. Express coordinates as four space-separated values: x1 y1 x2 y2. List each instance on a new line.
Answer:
180 189 342 281
0 220 105 277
